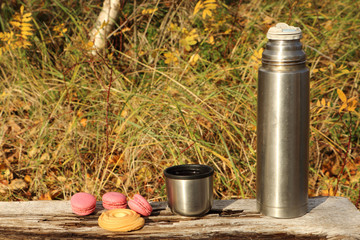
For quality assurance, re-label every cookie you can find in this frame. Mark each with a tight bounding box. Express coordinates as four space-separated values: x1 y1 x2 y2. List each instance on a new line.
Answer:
98 209 145 232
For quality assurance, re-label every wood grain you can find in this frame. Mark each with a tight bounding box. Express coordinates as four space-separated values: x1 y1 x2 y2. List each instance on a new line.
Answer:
0 197 359 239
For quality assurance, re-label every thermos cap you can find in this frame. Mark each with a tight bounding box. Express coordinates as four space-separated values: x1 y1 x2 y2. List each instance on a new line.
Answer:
267 23 302 40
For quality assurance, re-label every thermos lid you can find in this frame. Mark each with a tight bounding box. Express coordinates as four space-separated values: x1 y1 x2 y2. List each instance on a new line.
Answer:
267 23 302 40
164 164 214 180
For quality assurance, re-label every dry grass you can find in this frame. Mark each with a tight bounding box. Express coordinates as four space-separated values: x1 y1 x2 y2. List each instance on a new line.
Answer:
0 0 359 207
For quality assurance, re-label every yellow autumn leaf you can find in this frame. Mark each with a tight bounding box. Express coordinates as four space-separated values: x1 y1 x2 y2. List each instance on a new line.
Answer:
22 16 33 22
121 27 131 33
80 118 87 127
21 31 33 36
255 48 264 59
13 15 21 22
337 88 347 103
347 99 358 112
180 37 196 51
207 35 215 45
21 23 33 27
39 192 52 200
14 39 29 47
21 26 33 32
193 1 204 15
224 29 232 34
339 103 347 113
321 98 326 106
316 99 321 107
57 176 67 182
9 21 21 27
202 8 212 19
23 12 32 18
53 23 64 31
84 41 94 50
164 52 178 65
347 104 356 112
20 5 24 15
22 41 32 47
189 53 200 66
338 64 346 71
204 3 217 9
13 41 21 47
169 23 180 32
23 42 32 47
347 97 357 103
324 20 332 31
180 29 198 51
142 8 158 15
107 52 114 60
263 16 274 25
24 175 32 183
100 20 109 29
251 48 264 62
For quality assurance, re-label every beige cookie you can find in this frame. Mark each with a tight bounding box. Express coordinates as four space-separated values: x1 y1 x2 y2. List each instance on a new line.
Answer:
98 209 145 232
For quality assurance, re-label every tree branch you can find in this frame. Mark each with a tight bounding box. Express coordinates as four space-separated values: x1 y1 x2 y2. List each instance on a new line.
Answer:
89 0 121 55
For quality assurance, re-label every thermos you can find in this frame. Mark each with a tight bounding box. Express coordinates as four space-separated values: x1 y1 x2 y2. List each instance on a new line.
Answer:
256 23 309 218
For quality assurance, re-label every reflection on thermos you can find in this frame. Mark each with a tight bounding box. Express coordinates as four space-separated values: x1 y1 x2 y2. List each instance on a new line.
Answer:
257 23 310 218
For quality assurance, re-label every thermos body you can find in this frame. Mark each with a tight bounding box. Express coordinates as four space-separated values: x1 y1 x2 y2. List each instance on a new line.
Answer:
256 24 309 218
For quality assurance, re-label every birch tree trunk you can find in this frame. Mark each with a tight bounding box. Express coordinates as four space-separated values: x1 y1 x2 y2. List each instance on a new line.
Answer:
89 0 121 55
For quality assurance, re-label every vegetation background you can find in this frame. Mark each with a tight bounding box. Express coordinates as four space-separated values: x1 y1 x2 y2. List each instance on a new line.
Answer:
0 0 359 208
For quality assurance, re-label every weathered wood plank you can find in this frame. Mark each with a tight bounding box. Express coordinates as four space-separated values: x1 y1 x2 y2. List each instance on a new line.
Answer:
0 197 359 239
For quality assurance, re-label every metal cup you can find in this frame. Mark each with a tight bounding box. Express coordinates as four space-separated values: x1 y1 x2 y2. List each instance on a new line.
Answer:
164 164 214 216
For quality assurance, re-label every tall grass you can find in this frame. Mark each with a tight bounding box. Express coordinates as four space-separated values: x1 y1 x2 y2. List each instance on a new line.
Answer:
0 0 359 207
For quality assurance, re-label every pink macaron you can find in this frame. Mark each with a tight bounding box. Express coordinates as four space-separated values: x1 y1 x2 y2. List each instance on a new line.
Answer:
102 192 127 210
128 194 153 216
70 192 96 216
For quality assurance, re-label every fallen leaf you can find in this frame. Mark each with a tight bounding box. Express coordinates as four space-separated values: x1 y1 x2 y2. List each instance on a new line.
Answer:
28 147 38 158
207 35 215 45
316 99 321 107
24 175 32 183
80 118 87 127
7 119 21 134
9 179 27 190
321 98 326 106
40 153 50 161
263 16 274 25
164 51 178 65
57 176 67 182
0 184 8 194
189 53 200 66
39 192 52 200
324 20 333 31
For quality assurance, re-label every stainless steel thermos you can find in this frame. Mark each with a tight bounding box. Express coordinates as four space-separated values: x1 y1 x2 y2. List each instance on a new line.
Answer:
256 23 309 218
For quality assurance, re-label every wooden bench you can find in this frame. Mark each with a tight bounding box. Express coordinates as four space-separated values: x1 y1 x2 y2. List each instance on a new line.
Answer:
0 197 359 239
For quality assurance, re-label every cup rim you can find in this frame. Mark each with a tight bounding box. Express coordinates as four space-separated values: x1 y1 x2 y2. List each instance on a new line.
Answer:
164 164 214 180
